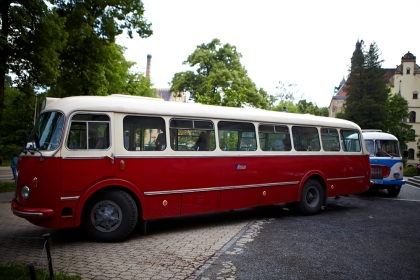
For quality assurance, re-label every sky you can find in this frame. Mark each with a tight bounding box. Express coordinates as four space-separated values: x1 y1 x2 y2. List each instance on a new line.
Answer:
116 0 420 108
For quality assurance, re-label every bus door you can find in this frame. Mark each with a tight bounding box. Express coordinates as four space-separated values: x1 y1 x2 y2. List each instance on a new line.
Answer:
169 119 220 216
217 121 261 210
61 113 114 193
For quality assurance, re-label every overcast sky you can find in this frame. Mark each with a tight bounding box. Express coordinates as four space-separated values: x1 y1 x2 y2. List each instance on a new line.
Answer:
116 0 420 107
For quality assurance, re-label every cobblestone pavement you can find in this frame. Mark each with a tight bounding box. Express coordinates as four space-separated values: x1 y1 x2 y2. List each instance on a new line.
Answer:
0 193 253 279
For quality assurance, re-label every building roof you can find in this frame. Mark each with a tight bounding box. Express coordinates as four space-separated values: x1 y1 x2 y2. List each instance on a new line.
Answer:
157 88 172 101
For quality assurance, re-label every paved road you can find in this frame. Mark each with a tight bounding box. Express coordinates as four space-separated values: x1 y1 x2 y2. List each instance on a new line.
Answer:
1 172 419 279
195 184 420 280
0 166 14 183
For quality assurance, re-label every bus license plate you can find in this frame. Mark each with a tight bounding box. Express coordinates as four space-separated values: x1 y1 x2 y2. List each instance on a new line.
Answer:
371 167 382 178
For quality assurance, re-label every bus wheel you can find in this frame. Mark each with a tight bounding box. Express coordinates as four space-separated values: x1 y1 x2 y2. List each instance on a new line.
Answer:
298 179 324 215
83 189 138 242
387 187 400 197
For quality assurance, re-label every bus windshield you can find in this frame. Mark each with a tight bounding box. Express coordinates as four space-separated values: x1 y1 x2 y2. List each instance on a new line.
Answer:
365 139 401 157
375 139 401 157
27 111 65 151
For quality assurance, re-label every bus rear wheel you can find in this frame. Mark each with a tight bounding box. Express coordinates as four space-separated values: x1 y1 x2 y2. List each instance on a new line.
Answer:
387 187 400 197
83 189 138 242
296 179 324 215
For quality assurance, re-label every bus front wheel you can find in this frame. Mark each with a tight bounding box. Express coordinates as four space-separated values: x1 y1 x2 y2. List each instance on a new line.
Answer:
83 189 138 242
296 179 324 215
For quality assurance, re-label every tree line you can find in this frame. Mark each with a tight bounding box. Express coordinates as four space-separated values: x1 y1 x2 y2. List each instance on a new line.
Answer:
0 1 409 160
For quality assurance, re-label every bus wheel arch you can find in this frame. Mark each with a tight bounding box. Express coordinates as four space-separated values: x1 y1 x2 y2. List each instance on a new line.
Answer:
82 187 139 242
293 175 326 215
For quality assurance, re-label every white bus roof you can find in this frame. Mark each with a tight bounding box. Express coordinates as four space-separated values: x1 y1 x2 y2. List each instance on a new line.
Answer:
362 131 398 141
42 94 361 129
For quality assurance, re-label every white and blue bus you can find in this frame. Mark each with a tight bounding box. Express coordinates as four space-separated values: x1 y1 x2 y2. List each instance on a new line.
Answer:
362 130 405 197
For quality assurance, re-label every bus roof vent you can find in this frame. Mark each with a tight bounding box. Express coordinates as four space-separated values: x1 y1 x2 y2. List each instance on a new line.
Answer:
41 97 60 111
362 129 382 132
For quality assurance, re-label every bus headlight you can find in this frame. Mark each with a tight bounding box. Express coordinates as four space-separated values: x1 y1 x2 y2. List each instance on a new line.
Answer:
21 186 30 200
393 172 400 179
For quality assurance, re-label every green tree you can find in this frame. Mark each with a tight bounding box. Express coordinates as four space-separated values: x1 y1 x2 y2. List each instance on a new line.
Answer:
296 99 329 116
0 0 66 137
123 72 157 97
383 93 412 152
272 101 299 113
170 38 268 108
343 41 389 130
0 82 35 158
51 0 152 97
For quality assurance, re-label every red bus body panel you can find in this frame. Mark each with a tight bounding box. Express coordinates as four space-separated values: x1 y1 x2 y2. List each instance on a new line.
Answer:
12 153 370 229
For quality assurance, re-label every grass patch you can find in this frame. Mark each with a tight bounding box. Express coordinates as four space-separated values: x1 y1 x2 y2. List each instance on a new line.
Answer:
1 160 11 166
0 182 15 192
0 263 81 279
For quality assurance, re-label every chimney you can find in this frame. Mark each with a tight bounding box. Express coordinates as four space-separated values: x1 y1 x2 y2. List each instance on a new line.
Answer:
146 54 152 78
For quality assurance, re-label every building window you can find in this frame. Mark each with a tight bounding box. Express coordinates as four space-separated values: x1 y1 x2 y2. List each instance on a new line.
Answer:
407 67 411 74
414 91 418 99
409 111 416 123
408 148 415 160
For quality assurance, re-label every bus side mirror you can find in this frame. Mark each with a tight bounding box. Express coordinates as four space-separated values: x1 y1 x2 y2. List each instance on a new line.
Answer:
403 151 408 158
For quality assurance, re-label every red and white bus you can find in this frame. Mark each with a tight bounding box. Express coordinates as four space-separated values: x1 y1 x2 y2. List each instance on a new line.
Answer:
12 94 371 241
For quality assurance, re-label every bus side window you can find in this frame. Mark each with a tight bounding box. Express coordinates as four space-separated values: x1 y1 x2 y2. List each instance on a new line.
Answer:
292 126 320 151
67 114 110 150
321 128 341 151
218 121 256 151
123 116 166 151
340 130 361 152
258 124 291 151
169 119 215 151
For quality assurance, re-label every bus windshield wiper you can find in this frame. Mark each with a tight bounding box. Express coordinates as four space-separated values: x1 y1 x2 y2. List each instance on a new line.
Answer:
379 148 393 158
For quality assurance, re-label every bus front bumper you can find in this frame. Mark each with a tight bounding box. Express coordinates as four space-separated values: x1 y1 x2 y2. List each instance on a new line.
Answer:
11 199 54 220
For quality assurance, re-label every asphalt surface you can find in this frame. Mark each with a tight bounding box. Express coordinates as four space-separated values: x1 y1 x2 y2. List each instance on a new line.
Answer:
194 185 420 280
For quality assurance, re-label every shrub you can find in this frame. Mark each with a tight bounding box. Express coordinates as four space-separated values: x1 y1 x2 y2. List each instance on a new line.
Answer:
404 165 418 177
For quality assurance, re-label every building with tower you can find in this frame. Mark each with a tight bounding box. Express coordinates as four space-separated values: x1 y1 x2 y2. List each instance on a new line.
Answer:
329 46 420 166
390 52 420 165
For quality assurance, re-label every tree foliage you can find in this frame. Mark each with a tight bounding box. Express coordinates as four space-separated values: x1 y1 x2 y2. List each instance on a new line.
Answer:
170 38 268 108
0 0 66 137
0 83 35 158
382 93 412 154
50 0 153 97
271 82 328 116
343 41 389 130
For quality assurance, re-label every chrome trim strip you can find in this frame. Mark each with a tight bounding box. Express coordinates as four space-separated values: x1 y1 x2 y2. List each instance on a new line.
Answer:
327 176 365 182
62 156 106 160
144 181 299 196
114 153 366 159
60 196 80 201
13 210 43 217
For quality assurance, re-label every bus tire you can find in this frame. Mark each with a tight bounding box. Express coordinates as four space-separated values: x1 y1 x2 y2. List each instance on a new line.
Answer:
387 187 400 197
297 179 324 215
83 189 138 242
